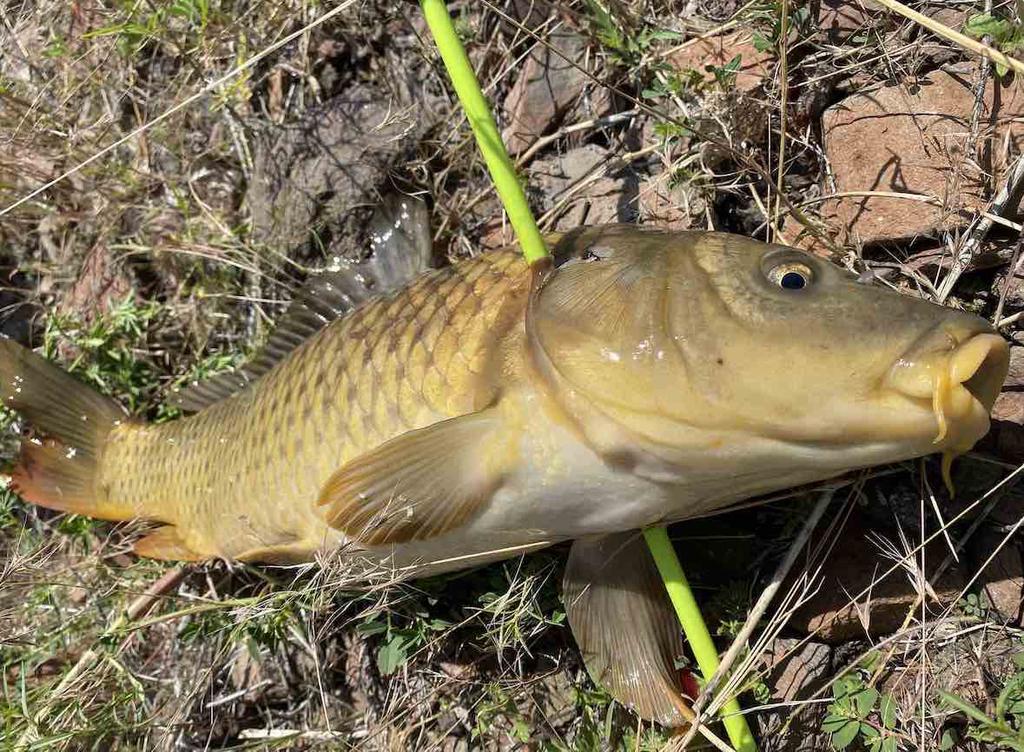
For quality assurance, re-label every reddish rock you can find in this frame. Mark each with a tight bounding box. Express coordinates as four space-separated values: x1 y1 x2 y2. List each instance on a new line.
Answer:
780 214 837 257
818 0 881 42
992 346 1024 425
638 173 703 230
667 31 773 92
822 65 1024 245
501 31 588 156
969 531 1024 624
59 243 132 325
988 345 1024 463
786 516 964 643
757 639 833 750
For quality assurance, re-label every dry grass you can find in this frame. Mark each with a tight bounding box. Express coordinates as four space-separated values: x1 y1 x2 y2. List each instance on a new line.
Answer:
2 0 1024 749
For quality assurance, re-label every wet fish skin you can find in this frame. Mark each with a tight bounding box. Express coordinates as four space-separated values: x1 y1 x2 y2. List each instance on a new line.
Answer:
2 222 1010 730
105 249 533 561
3 225 1009 570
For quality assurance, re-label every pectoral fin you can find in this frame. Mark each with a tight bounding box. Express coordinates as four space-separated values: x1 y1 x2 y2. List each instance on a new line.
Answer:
134 525 206 561
319 408 515 546
563 532 691 727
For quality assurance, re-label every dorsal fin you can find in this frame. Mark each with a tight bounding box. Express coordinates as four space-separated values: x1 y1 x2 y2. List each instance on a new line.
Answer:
172 194 433 412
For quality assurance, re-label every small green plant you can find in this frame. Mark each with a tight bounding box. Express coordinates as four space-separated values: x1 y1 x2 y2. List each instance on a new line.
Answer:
964 13 1024 77
358 611 451 676
958 591 991 620
42 295 164 413
583 0 681 68
939 652 1024 750
823 674 900 751
473 682 532 743
710 54 743 88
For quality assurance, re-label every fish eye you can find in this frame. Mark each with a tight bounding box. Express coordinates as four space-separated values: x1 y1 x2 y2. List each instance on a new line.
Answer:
766 261 813 291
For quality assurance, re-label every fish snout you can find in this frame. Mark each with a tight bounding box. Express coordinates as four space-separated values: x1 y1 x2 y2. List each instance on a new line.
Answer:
887 318 1009 442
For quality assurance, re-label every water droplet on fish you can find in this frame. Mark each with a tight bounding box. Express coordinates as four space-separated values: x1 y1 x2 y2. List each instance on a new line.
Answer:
600 347 621 363
65 447 77 459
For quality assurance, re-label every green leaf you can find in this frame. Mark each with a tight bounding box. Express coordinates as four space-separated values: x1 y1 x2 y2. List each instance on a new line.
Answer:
752 32 773 52
831 720 861 749
880 693 897 729
964 13 1013 42
881 736 898 752
855 687 880 718
939 690 992 724
357 620 387 636
376 634 408 676
940 728 958 750
822 715 853 733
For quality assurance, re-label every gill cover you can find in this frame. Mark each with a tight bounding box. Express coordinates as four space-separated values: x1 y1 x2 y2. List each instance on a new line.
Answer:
526 227 713 477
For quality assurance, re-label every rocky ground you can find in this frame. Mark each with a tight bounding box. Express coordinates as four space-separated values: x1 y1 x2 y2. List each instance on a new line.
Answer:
3 0 1024 750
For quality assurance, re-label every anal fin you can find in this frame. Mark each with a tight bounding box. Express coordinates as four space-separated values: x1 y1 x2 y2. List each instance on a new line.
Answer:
134 526 207 561
563 531 691 727
319 408 516 546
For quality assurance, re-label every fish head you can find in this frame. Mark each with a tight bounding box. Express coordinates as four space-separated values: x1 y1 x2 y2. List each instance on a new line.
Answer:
527 225 1009 499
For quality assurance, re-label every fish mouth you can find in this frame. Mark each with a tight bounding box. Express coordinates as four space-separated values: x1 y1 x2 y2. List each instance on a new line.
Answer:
887 326 1009 485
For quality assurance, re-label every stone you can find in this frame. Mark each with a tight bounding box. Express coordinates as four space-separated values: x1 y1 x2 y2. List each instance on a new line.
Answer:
785 515 965 643
968 530 1024 624
758 639 833 751
992 345 1024 424
529 144 637 230
58 243 133 326
821 65 1024 245
818 0 881 43
246 85 427 257
501 31 589 156
667 31 773 93
638 172 703 230
780 214 837 257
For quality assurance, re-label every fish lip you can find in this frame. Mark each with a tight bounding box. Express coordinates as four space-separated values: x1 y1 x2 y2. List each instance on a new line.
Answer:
953 333 1009 411
886 326 1009 442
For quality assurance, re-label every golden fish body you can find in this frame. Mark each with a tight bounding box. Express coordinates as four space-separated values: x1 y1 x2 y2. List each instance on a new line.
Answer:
103 250 539 562
4 225 1009 571
4 221 1011 730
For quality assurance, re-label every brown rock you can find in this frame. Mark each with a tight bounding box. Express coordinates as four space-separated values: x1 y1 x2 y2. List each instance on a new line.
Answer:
822 65 1024 245
818 0 881 43
969 531 1024 624
501 31 589 156
59 243 132 326
780 214 837 257
639 173 703 230
786 516 964 643
247 85 428 256
763 639 832 700
529 145 637 229
667 31 773 93
992 345 1024 423
758 639 833 751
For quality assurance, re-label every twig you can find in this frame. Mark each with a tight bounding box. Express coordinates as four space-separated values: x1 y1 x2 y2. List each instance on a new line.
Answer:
871 0 1024 76
671 489 834 750
772 0 790 243
994 230 1024 326
938 153 1024 302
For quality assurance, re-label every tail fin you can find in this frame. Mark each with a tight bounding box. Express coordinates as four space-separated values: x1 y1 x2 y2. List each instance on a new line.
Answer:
0 339 132 520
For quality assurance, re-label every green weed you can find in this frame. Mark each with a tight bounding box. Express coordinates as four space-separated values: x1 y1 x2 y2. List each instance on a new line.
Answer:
939 651 1024 751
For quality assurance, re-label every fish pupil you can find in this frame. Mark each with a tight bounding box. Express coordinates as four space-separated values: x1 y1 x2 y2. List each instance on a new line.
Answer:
780 271 807 290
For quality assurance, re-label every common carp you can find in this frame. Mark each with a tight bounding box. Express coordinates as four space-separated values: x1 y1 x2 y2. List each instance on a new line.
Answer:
1 198 1009 725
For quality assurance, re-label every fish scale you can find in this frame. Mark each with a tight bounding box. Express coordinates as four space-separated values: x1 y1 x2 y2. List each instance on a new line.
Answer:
99 250 530 560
